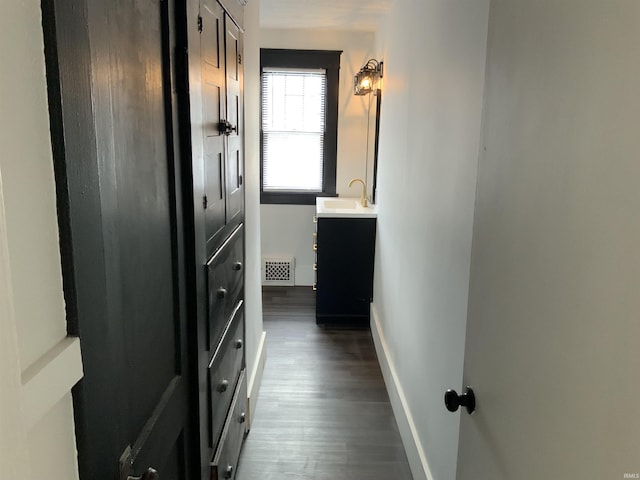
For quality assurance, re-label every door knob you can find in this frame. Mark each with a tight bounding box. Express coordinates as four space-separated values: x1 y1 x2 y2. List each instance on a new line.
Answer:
224 465 234 479
233 261 243 271
128 468 159 480
444 386 476 414
216 287 227 299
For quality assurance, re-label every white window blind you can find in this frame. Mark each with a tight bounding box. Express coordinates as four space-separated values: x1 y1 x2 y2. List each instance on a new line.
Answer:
261 68 327 192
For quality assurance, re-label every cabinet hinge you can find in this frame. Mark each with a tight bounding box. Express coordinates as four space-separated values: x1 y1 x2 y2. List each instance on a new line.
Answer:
238 175 243 186
202 194 208 209
238 53 242 65
197 15 203 33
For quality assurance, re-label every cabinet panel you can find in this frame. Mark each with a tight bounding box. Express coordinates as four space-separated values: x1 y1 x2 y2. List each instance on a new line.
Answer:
224 17 244 231
202 0 227 252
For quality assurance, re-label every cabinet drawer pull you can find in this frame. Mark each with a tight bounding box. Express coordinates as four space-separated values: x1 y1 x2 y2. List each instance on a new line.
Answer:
234 339 243 349
313 215 317 223
217 379 229 393
239 412 246 424
312 283 317 291
312 244 317 252
224 465 234 479
233 261 243 271
216 287 227 299
312 232 317 239
313 263 317 271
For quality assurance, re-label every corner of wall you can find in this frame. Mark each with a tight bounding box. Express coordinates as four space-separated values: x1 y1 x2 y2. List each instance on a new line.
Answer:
246 330 266 429
242 0 266 414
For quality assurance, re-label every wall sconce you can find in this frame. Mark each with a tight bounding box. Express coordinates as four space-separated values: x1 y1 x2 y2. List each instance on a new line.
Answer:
354 59 383 96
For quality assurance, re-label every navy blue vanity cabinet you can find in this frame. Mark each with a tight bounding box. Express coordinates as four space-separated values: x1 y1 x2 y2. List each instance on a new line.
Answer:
314 217 376 326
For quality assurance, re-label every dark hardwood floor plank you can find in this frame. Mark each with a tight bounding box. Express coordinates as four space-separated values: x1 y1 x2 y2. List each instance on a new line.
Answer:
236 286 413 480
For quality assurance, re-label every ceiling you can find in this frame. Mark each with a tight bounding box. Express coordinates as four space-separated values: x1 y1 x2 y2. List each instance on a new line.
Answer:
259 0 393 31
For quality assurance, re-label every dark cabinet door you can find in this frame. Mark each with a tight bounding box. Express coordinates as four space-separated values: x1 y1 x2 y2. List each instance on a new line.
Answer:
202 0 228 255
198 2 244 258
224 14 244 231
47 0 194 479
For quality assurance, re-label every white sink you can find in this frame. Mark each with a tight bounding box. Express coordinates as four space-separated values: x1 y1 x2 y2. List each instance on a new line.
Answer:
322 199 359 209
316 197 377 218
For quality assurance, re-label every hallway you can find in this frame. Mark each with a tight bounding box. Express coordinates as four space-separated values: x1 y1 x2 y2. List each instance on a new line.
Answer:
236 287 413 480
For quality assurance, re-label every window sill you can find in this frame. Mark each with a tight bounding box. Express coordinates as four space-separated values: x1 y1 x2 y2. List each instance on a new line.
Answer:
260 191 337 205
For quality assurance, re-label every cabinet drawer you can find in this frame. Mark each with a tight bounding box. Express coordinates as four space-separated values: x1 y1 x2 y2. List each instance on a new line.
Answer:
208 302 244 449
207 224 244 351
211 369 247 480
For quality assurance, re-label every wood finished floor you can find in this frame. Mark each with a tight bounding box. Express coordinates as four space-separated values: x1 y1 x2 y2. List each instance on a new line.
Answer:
236 286 413 480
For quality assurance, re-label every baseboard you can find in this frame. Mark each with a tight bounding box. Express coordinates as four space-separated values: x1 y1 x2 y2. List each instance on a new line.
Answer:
370 304 434 480
246 330 266 429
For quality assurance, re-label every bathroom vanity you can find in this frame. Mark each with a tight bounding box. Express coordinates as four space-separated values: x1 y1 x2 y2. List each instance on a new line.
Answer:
314 198 377 326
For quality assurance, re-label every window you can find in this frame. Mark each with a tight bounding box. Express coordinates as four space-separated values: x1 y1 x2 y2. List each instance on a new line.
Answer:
260 49 341 205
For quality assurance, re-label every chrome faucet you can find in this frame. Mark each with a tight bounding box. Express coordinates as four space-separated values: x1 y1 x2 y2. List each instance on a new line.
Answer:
348 178 368 207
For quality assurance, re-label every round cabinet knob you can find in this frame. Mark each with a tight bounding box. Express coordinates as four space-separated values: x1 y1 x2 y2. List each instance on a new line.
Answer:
239 412 246 424
224 465 234 479
234 339 243 349
217 379 229 393
233 261 243 271
216 287 227 299
444 386 476 414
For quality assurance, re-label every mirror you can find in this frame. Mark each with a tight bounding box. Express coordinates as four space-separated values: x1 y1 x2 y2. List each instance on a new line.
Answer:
365 88 381 204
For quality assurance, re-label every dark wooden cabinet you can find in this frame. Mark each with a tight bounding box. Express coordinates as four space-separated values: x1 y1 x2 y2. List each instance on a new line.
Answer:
314 217 377 325
186 0 247 478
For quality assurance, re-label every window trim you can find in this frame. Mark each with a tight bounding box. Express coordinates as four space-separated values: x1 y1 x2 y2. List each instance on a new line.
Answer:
260 48 342 205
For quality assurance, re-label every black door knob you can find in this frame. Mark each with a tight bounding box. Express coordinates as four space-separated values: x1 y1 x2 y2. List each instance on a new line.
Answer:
444 386 476 414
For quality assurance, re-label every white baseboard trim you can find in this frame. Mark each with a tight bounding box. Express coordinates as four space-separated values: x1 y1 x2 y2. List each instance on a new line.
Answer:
246 330 267 429
370 304 434 480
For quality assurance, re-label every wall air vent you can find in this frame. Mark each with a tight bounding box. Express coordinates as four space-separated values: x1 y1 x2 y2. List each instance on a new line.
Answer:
262 256 295 286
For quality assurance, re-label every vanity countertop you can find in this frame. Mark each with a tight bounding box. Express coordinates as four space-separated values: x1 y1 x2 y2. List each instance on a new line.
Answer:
316 197 377 218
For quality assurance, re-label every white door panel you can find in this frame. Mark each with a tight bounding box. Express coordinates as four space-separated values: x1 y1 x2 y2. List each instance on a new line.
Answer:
457 1 640 478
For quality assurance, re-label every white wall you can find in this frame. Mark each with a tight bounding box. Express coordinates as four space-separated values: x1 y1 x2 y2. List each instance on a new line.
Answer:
370 0 490 479
243 0 267 423
0 1 81 479
260 28 375 285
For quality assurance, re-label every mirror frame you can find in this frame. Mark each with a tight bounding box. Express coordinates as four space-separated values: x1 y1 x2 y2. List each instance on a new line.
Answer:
371 88 381 204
